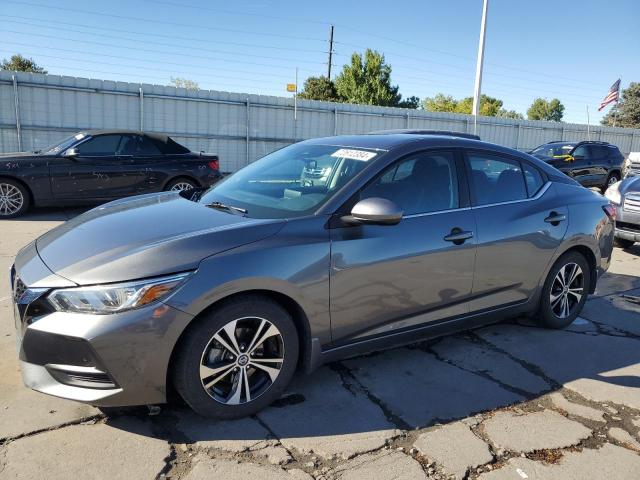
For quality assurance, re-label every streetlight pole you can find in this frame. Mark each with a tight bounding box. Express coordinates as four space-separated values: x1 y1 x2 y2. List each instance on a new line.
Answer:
472 0 489 134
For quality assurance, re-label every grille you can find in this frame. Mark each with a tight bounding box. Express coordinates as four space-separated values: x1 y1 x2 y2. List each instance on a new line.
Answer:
623 194 640 213
45 365 117 390
617 221 640 233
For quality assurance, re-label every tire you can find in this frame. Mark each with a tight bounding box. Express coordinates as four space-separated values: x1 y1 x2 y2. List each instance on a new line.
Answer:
164 177 197 192
537 251 591 329
0 178 30 218
173 295 299 419
614 237 635 249
602 172 620 193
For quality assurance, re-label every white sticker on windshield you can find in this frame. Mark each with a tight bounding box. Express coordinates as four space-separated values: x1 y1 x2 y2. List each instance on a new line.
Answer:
331 148 377 161
74 133 85 140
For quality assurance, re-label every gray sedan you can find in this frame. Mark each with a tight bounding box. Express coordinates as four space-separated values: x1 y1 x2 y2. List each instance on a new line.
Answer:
11 132 615 418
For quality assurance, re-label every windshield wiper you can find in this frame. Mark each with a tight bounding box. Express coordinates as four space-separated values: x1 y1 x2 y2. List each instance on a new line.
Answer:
205 201 248 215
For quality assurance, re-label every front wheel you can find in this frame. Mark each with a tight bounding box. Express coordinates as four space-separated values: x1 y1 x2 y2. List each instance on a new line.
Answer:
537 252 590 329
173 296 299 419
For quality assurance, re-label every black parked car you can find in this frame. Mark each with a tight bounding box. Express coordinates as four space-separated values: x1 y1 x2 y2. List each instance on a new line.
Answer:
0 130 222 218
530 141 624 191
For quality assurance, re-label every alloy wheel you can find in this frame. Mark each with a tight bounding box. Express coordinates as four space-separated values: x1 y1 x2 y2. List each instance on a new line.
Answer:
170 182 195 191
550 262 584 319
0 183 24 216
199 317 284 405
608 175 619 187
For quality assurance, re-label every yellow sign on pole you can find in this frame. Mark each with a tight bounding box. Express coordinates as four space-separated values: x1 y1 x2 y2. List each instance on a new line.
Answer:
286 83 296 92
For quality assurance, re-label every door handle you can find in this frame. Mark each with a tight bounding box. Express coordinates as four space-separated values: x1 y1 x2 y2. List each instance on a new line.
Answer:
444 228 474 245
544 212 566 225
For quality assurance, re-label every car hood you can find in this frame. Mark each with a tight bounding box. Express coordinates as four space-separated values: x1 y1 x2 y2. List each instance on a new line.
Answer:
0 152 45 163
35 192 285 285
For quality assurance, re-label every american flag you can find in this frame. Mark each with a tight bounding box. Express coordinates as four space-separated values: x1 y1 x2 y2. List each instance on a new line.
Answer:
598 79 620 111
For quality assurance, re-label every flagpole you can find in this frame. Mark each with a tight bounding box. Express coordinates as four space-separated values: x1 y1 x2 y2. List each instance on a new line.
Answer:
586 105 590 140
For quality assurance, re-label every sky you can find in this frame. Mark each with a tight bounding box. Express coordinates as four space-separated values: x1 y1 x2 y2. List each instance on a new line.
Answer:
1 0 639 124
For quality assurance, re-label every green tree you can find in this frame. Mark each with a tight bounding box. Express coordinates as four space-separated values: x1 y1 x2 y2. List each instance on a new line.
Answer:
422 93 458 112
397 95 420 109
422 93 517 117
298 76 338 102
334 49 401 107
527 98 565 122
455 95 504 116
601 82 640 128
497 109 524 119
169 77 199 90
1 54 47 74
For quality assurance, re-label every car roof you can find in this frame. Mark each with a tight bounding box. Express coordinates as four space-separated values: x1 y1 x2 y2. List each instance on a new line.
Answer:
302 133 522 155
80 129 171 142
544 140 613 147
301 133 567 180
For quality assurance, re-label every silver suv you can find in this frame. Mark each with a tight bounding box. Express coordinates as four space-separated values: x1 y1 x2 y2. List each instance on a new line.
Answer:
12 132 615 418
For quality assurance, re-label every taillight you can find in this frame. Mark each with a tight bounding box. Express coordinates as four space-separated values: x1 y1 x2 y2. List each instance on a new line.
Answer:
602 204 617 219
208 159 219 171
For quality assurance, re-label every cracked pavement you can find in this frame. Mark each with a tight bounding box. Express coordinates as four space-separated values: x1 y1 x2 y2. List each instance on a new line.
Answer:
1 209 640 479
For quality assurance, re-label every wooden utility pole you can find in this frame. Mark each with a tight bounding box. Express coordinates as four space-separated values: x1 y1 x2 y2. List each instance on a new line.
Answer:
328 25 334 79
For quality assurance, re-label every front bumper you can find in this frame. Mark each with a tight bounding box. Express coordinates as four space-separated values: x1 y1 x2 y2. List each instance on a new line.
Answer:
12 265 194 407
614 202 640 242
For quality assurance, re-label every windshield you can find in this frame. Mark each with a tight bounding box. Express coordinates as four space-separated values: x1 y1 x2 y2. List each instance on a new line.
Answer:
41 133 86 155
531 143 574 157
199 143 383 219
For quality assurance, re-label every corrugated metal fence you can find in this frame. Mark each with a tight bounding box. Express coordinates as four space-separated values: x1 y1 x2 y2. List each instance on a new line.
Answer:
2 71 639 172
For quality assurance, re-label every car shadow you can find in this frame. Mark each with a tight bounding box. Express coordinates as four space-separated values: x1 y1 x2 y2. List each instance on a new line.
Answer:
104 270 640 452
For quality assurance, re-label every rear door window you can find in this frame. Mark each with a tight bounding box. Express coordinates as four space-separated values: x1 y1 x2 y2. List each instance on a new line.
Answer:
572 145 591 160
136 135 162 156
522 163 545 197
468 153 527 205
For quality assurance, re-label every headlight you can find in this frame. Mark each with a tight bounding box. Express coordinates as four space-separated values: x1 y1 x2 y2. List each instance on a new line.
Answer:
604 182 621 204
47 272 191 314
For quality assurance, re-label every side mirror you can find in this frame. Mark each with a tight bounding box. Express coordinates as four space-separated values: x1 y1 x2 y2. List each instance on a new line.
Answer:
342 197 403 226
63 147 78 158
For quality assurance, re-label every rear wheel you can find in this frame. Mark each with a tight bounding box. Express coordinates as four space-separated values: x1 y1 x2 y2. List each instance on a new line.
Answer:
165 177 197 192
537 251 590 329
0 179 29 218
614 237 635 249
173 296 299 419
602 172 620 192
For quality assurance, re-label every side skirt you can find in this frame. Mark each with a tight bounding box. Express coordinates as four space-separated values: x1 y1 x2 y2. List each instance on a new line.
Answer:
305 296 538 373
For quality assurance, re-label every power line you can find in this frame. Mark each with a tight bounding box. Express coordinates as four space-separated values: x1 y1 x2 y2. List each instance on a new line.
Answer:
2 29 327 66
0 50 300 84
0 15 326 55
4 0 328 42
2 12 606 94
0 60 287 95
133 0 332 26
1 41 318 77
